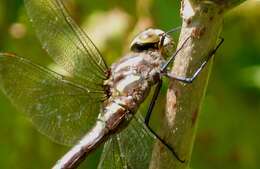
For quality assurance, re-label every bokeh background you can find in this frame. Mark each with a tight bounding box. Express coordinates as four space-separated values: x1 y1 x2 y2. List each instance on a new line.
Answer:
0 0 259 169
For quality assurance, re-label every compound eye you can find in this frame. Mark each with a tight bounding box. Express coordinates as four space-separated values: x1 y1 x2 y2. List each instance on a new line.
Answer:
130 29 166 52
139 33 160 44
130 42 158 52
130 34 160 52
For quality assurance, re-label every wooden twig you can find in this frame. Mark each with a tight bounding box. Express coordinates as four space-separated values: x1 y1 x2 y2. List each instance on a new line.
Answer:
149 0 246 169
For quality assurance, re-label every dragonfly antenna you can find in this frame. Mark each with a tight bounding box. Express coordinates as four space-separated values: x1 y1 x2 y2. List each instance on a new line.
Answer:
166 26 182 35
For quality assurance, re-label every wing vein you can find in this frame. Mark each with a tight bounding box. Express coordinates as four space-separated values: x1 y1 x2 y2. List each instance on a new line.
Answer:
54 0 108 76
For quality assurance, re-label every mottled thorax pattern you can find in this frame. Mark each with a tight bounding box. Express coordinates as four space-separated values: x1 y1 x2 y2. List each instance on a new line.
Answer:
107 50 165 112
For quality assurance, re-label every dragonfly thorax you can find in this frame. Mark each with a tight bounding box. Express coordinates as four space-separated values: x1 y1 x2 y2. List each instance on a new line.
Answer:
101 50 165 134
106 50 165 110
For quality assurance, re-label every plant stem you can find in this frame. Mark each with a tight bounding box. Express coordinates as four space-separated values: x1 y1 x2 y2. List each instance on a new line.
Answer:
149 0 246 169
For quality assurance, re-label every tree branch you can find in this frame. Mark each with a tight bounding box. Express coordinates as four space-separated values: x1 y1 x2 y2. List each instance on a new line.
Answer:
149 0 246 169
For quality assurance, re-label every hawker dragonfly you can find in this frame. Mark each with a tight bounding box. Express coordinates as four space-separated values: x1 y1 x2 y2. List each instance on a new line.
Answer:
0 0 224 168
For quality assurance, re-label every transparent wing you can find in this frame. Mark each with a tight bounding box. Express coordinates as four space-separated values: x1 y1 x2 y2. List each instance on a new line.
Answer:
97 137 127 169
24 0 108 90
0 53 105 146
98 114 156 169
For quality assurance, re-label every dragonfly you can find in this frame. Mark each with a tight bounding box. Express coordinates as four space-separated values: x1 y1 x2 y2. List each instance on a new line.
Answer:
0 0 224 168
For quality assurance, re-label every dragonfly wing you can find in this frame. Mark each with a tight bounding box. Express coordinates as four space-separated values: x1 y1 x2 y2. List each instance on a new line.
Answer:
24 0 108 90
98 113 156 169
97 137 127 169
0 53 105 146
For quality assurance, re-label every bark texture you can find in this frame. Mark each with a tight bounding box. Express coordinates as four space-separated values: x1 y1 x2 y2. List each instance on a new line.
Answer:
149 0 246 169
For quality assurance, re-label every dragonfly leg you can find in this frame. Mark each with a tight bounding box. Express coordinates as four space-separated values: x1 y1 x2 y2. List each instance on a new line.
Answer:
144 80 162 125
166 37 224 83
161 36 191 71
144 80 185 163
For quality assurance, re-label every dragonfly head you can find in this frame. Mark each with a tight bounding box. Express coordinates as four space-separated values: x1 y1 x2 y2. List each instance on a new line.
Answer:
130 28 175 57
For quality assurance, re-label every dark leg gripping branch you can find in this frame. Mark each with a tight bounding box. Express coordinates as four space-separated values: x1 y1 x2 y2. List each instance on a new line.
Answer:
143 37 224 163
166 37 224 83
144 80 185 163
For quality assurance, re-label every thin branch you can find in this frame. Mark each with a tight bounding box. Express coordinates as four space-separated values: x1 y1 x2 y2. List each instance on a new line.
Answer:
149 0 246 169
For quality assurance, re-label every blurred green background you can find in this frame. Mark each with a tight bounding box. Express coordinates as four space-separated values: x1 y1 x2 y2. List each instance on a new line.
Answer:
0 0 259 169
